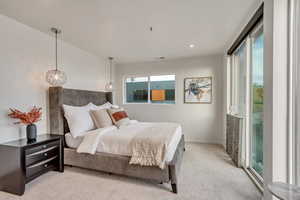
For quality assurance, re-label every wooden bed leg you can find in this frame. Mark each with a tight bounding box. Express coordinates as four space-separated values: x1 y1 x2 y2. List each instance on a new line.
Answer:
171 183 177 194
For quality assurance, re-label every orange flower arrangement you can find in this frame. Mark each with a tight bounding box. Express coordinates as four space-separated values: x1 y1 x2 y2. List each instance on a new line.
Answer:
8 106 42 125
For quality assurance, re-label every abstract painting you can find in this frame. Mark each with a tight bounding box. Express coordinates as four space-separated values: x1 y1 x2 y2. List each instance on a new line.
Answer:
184 77 212 103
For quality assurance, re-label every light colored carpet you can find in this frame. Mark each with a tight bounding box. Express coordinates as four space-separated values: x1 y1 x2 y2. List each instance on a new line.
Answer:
0 143 262 200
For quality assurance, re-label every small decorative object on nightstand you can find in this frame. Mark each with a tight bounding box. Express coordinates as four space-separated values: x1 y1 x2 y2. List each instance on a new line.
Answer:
0 134 64 195
8 106 42 142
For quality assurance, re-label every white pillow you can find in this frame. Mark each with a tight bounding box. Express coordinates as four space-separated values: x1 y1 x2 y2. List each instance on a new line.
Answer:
111 104 120 109
90 102 113 110
90 102 120 110
63 103 95 138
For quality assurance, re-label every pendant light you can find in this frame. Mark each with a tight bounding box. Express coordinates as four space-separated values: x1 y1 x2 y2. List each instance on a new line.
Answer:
46 28 67 86
105 57 114 91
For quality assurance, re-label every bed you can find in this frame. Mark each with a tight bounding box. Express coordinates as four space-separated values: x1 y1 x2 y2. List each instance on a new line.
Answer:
49 87 185 193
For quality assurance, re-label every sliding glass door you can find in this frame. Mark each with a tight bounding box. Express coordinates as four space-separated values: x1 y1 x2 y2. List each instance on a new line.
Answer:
249 25 264 178
228 20 264 185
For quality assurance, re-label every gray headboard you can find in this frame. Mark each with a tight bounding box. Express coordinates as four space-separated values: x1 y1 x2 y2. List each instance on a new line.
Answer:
49 87 113 135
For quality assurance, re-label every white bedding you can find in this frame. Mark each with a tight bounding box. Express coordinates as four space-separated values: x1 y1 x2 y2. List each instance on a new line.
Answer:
65 122 183 163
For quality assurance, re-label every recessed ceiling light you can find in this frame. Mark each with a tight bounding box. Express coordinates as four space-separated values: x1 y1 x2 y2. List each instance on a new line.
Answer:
189 44 195 48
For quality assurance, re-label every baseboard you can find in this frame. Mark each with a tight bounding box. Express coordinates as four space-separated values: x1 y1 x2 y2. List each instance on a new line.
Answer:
185 139 225 147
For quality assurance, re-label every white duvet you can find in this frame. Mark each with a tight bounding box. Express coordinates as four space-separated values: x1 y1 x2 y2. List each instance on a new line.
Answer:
66 121 183 163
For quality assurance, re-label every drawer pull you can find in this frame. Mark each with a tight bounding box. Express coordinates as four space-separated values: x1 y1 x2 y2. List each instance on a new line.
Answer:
25 140 59 156
27 156 57 169
27 146 58 157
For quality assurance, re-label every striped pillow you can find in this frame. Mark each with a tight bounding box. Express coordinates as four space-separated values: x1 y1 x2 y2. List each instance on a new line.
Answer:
107 108 130 127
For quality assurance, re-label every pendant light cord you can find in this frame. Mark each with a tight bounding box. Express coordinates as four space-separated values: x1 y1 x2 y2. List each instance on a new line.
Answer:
55 30 58 71
110 58 112 83
109 57 113 83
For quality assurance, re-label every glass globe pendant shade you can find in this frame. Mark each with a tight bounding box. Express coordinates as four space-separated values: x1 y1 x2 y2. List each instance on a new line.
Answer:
46 69 67 86
105 82 113 91
46 28 67 87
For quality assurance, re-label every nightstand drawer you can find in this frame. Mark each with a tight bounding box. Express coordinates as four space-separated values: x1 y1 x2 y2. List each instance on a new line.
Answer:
25 140 59 156
26 146 58 166
26 156 58 178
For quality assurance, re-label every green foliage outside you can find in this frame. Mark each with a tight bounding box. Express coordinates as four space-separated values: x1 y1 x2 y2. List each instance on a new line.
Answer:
252 84 263 176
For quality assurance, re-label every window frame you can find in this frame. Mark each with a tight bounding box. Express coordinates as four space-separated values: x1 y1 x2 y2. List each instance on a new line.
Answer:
123 74 176 105
230 40 248 116
248 22 264 183
296 0 300 186
228 21 264 191
290 0 300 185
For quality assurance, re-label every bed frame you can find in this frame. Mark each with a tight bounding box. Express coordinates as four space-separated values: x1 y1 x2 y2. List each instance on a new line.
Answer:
49 87 185 193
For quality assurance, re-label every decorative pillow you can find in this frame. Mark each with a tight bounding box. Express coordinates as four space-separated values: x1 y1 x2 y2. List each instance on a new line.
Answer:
90 109 113 128
107 108 130 127
63 103 95 138
90 102 112 110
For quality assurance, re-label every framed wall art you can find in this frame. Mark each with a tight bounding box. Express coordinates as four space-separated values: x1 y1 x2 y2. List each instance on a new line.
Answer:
184 77 212 104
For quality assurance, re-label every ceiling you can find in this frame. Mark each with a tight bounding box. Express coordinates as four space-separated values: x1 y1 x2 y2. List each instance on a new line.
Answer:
0 0 261 63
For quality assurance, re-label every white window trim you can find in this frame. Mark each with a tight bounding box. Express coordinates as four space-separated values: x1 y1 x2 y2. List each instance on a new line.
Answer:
263 1 289 198
290 0 300 185
226 56 232 114
296 0 300 186
123 74 176 105
229 40 247 117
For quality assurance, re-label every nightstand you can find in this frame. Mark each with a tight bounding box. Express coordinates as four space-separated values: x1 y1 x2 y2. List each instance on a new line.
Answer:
0 134 64 195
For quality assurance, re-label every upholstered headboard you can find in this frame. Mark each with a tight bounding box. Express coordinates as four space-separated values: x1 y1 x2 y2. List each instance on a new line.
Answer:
49 87 113 135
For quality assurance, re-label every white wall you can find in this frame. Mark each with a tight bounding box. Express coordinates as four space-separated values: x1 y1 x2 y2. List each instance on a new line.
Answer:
0 14 107 143
114 55 225 144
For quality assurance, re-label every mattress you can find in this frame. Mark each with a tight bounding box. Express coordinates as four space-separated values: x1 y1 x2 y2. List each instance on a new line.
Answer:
65 122 183 163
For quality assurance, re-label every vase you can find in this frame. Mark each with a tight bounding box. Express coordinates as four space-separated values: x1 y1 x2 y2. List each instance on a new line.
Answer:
26 124 37 141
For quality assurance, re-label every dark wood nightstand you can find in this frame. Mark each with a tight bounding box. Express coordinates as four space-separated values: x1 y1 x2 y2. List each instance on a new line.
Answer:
0 134 64 195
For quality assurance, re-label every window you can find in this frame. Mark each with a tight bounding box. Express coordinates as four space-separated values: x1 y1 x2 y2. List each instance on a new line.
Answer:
228 21 264 185
124 75 175 104
250 26 264 178
150 75 175 104
125 77 148 103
